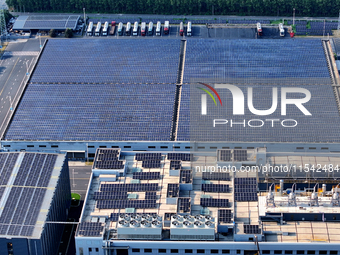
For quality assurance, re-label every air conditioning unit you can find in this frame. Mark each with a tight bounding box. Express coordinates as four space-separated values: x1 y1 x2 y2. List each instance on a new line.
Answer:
118 220 129 227
172 221 183 228
183 215 194 222
141 220 151 228
151 220 162 228
172 214 183 222
130 220 140 227
131 214 141 221
183 221 193 228
194 221 204 228
141 214 152 221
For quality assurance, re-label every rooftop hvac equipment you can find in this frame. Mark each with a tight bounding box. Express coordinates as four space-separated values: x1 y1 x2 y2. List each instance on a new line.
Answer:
310 183 319 206
183 215 195 222
172 221 183 228
151 220 162 228
183 221 193 228
170 215 216 240
141 220 151 228
142 214 152 221
118 220 129 227
119 214 131 221
172 214 183 222
131 214 141 221
331 183 340 206
130 220 140 227
288 183 297 206
152 214 162 221
266 183 275 207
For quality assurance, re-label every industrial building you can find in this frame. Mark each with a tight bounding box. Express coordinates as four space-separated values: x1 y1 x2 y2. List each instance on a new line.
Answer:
12 15 80 33
0 152 71 255
75 148 340 255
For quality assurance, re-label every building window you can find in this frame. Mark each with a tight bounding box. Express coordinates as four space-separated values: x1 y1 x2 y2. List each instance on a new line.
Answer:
319 252 327 255
297 251 305 255
237 251 241 255
79 248 84 255
51 145 58 148
99 146 107 148
171 250 179 253
7 243 13 255
274 251 282 255
285 251 293 254
197 250 205 254
89 248 92 252
185 250 193 253
96 248 99 252
330 252 337 255
222 251 230 254
124 146 131 148
308 252 315 255
144 249 152 253
161 146 168 149
148 146 156 149
263 251 270 254
159 249 167 253
39 145 46 147
211 250 219 254
27 145 34 147
132 249 140 253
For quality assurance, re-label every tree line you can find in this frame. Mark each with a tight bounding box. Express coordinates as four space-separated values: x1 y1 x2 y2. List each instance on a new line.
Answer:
5 0 340 17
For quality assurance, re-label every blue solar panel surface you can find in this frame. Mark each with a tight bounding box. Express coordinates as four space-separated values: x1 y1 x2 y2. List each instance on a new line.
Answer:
30 39 180 84
5 83 176 141
179 39 336 143
0 153 57 237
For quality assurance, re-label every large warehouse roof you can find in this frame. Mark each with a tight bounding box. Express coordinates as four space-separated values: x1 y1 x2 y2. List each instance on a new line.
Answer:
4 38 340 143
12 15 80 30
0 152 67 238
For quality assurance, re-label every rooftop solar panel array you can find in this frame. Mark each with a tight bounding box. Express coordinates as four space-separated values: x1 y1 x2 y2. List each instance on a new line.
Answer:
93 192 127 200
167 153 192 161
142 160 161 168
5 39 179 141
234 178 258 202
178 197 191 213
145 192 157 200
200 198 229 207
219 150 232 161
218 209 232 223
5 82 176 141
180 170 192 183
30 39 179 84
243 224 261 234
167 183 180 198
97 199 157 209
0 153 18 186
170 160 181 170
94 149 125 169
202 184 229 193
177 39 340 142
0 153 58 237
202 172 230 181
234 150 247 161
78 222 104 237
100 183 158 192
132 172 160 180
135 153 162 161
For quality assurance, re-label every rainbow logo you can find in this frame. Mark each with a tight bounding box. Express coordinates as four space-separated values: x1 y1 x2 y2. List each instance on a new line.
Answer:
197 82 222 106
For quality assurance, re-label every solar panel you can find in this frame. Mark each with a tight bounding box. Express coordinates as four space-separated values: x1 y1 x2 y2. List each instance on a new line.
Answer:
142 160 161 169
133 172 160 180
135 153 162 161
145 192 157 200
167 184 179 198
78 222 104 237
167 153 192 161
180 170 192 183
0 153 19 186
93 192 127 200
110 213 119 222
201 184 229 193
202 172 230 181
219 150 232 161
178 198 191 213
233 150 247 161
170 160 181 170
243 224 261 234
200 198 229 207
234 178 258 202
218 209 232 223
96 199 157 209
100 183 158 192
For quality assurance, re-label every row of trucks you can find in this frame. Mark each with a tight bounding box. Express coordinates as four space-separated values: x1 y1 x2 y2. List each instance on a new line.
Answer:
87 21 192 37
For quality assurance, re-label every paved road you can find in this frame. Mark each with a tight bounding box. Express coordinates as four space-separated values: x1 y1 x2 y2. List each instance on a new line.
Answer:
68 163 92 199
10 11 340 21
0 37 46 139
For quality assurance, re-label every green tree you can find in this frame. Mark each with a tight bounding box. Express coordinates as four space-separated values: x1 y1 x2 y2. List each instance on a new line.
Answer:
49 29 57 37
65 28 73 38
